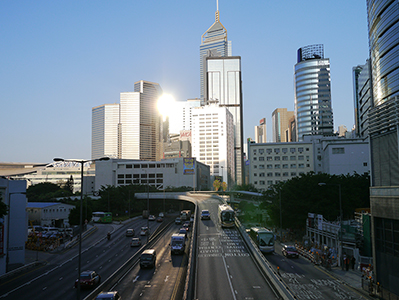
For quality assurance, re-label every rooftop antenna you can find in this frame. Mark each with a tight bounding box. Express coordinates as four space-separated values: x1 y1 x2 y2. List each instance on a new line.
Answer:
215 0 220 22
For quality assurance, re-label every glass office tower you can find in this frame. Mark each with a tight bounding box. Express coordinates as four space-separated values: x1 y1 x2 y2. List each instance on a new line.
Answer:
200 8 231 104
294 44 334 141
207 56 243 185
367 0 399 296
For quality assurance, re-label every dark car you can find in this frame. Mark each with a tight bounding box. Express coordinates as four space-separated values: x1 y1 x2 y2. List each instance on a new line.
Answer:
75 270 101 288
175 217 182 225
183 221 190 231
156 216 163 222
282 245 299 258
201 209 210 220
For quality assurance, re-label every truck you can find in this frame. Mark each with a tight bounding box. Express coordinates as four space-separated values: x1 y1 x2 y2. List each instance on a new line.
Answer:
170 233 186 254
142 210 149 219
180 210 191 221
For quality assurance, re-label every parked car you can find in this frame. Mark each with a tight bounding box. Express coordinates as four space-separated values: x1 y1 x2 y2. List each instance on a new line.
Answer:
201 209 211 220
156 216 163 222
130 237 141 247
140 249 156 268
125 229 135 237
140 226 149 236
175 217 182 225
75 270 101 289
282 245 299 258
95 291 121 299
148 215 156 221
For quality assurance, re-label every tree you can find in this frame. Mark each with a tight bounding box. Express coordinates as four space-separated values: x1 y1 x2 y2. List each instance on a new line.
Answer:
213 179 221 191
263 172 370 231
27 182 72 202
63 175 74 194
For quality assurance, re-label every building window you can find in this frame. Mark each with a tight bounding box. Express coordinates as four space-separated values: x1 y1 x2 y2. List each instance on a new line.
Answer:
267 172 273 177
274 148 280 154
254 173 257 177
118 180 124 184
259 173 265 177
283 164 288 169
274 156 280 161
266 149 272 154
126 164 132 169
283 172 289 177
363 162 368 166
260 181 265 185
282 148 288 153
259 149 264 154
253 157 257 161
298 156 304 160
299 163 305 168
118 174 124 178
290 156 296 161
332 147 345 154
275 164 280 169
126 174 132 178
259 157 265 161
291 172 297 176
253 149 257 155
267 157 273 161
298 147 304 153
282 156 288 161
290 148 296 153
254 165 257 169
291 164 296 168
275 172 281 177
259 165 265 169
267 180 273 185
267 164 273 169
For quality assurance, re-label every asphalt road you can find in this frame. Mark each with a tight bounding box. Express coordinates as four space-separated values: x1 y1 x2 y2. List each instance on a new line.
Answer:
194 195 280 300
265 243 370 299
0 218 162 300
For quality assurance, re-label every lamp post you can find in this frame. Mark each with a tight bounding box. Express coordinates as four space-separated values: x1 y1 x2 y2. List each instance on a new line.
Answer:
318 182 343 270
53 156 109 300
279 189 282 242
143 169 149 244
6 192 26 273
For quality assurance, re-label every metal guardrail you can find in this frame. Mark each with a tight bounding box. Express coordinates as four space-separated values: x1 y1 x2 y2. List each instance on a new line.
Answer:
83 220 174 300
182 206 197 300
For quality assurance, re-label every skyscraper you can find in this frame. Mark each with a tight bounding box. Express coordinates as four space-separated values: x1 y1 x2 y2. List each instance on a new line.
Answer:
199 1 231 104
91 103 120 160
192 103 235 187
367 0 399 295
272 108 294 143
352 59 372 138
294 44 334 141
255 118 267 143
207 56 243 185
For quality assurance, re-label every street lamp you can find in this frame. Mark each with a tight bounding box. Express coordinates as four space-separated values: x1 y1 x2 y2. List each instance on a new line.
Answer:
142 169 150 244
53 156 109 299
6 192 26 273
318 182 343 270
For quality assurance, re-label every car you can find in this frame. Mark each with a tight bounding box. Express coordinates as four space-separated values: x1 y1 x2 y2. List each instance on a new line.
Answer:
130 237 141 247
75 270 101 289
179 227 188 237
190 216 194 224
140 249 156 268
148 215 156 221
156 216 163 222
159 212 165 218
125 229 135 237
175 217 182 225
140 226 149 236
282 245 299 258
201 209 211 220
183 221 190 231
95 291 121 299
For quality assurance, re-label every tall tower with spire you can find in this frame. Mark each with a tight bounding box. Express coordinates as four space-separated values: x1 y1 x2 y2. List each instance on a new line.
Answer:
199 0 231 104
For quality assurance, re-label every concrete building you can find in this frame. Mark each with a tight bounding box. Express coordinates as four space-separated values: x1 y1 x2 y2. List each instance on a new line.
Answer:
272 108 294 143
366 0 399 295
168 99 201 134
207 56 243 185
191 104 235 188
199 3 231 103
94 157 211 191
27 202 75 227
294 44 334 141
0 178 27 274
255 118 267 143
248 135 370 191
163 132 192 159
91 103 120 160
353 59 372 139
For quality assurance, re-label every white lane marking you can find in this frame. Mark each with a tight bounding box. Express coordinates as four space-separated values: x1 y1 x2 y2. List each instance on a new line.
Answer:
42 287 47 291
59 277 63 281
133 276 139 283
221 253 237 300
253 286 261 289
164 276 169 282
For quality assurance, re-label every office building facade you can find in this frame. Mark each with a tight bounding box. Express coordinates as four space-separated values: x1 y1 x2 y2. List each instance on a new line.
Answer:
294 44 334 141
191 104 235 188
255 118 267 143
353 59 373 138
207 56 243 185
367 0 399 295
200 6 231 103
272 108 294 143
92 103 120 160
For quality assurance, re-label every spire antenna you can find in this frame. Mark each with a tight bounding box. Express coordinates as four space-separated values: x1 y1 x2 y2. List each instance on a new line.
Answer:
215 0 220 22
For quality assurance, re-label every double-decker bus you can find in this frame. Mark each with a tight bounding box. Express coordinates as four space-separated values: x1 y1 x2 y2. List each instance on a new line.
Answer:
92 212 113 223
218 204 235 228
249 227 275 253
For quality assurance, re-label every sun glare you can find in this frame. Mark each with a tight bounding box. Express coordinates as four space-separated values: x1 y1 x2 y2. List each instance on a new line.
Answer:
157 94 175 120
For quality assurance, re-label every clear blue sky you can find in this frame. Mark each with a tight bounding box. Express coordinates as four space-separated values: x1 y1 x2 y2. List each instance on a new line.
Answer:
1 0 369 163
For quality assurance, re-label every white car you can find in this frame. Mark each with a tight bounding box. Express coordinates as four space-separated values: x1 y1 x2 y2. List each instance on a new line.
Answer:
140 226 149 236
148 215 156 221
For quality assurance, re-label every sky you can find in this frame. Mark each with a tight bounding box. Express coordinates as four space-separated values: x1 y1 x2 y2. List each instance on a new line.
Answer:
1 0 369 163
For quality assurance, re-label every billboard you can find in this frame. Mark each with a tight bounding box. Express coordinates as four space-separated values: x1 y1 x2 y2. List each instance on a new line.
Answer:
180 130 192 141
183 157 195 175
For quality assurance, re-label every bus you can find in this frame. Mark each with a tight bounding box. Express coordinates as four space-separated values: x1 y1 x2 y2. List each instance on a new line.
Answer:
218 204 235 228
92 212 113 223
249 227 275 254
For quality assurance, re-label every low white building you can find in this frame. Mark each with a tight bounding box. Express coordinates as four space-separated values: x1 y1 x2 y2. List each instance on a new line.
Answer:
27 202 75 227
95 157 211 191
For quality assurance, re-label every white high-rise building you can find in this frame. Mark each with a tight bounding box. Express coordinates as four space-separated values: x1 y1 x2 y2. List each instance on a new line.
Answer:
169 98 201 134
207 56 243 185
92 103 120 159
192 104 235 187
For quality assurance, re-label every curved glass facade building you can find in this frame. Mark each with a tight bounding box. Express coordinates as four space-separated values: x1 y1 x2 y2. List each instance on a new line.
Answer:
367 0 399 296
294 44 334 141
